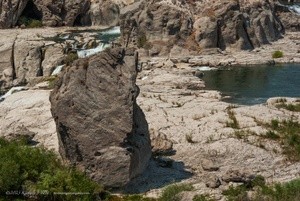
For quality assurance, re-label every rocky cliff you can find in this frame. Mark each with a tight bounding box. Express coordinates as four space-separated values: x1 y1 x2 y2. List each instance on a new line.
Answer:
120 0 287 56
0 0 134 28
50 47 151 188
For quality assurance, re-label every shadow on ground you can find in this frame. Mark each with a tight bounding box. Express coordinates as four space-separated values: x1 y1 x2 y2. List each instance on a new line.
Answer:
124 157 193 193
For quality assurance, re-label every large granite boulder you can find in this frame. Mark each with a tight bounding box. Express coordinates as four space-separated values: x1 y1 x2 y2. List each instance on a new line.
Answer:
50 48 151 188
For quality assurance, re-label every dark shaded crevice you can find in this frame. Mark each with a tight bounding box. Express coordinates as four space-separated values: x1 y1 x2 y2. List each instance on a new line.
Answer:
37 46 45 77
216 20 225 50
18 0 42 26
243 22 254 49
11 38 17 80
73 13 92 27
22 0 42 20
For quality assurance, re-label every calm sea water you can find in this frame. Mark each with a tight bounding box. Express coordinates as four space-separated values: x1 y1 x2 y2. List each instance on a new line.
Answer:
202 64 300 105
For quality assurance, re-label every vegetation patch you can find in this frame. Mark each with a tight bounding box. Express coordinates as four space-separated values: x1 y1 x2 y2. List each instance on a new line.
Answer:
223 175 265 201
18 16 43 28
276 103 300 112
64 52 79 66
159 184 194 201
263 119 300 161
226 109 240 129
254 178 300 201
221 176 300 201
0 137 102 201
272 50 284 58
186 133 196 144
137 32 152 50
193 194 215 201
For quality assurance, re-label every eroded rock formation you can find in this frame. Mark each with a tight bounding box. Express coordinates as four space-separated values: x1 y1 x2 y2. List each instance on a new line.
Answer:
50 48 151 188
120 0 285 55
0 0 135 28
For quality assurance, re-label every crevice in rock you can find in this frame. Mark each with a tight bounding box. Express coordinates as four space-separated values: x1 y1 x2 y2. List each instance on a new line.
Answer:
243 21 254 49
11 37 17 80
73 14 92 27
37 45 45 77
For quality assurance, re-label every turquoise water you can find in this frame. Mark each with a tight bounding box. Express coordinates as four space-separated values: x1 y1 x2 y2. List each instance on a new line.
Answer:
202 64 300 105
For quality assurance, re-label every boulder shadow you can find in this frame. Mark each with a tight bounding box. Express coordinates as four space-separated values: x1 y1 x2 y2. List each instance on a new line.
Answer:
124 156 193 193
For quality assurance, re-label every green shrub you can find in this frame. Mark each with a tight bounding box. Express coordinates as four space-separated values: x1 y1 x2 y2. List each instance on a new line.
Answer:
223 175 266 201
193 194 215 201
27 19 43 28
137 32 152 50
265 130 280 140
223 185 248 201
0 138 102 201
272 51 283 58
159 184 193 201
18 16 42 28
64 53 79 66
226 110 240 129
254 178 300 201
276 103 300 112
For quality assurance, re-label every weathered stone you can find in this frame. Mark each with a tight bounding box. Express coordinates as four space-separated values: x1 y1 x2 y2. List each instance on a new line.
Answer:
121 0 284 54
201 159 220 172
206 175 222 188
50 48 151 188
0 90 58 152
14 40 44 84
42 44 65 76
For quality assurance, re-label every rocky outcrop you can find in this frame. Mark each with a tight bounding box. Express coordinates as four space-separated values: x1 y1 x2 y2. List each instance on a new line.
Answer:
0 27 119 94
0 90 58 152
0 0 135 28
120 0 285 55
50 48 151 188
275 1 300 31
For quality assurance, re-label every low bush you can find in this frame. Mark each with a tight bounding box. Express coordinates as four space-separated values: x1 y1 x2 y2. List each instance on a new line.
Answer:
159 184 193 201
272 50 283 58
254 178 300 201
276 103 300 112
18 16 42 28
64 52 79 66
0 138 102 201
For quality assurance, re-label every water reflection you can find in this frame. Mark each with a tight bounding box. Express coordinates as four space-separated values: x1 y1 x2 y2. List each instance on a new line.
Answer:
202 64 300 105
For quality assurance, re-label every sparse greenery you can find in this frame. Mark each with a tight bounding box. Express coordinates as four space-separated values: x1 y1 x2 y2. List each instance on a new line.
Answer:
64 52 79 66
253 178 300 201
186 133 196 144
158 184 194 201
18 16 43 28
42 75 58 89
137 32 152 49
0 137 102 201
222 176 300 201
276 103 300 112
265 130 280 140
223 184 248 201
193 194 215 201
223 175 266 201
233 130 248 140
265 119 300 161
226 110 240 129
272 50 284 58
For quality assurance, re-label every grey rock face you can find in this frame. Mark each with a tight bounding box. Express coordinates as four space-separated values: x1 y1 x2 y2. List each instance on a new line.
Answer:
50 48 151 188
0 0 133 28
120 0 284 54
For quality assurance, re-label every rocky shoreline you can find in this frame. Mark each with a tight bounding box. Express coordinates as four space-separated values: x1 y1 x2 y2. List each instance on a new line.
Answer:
0 0 300 200
139 31 300 68
0 44 299 199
